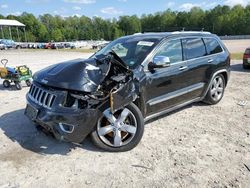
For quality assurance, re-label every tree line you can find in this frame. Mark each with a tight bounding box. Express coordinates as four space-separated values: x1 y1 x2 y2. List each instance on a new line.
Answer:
0 4 250 42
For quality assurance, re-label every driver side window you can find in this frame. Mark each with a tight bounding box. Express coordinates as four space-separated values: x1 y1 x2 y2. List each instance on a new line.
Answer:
155 39 183 64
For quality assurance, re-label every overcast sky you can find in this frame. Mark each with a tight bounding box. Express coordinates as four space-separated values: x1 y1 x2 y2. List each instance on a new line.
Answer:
0 0 250 18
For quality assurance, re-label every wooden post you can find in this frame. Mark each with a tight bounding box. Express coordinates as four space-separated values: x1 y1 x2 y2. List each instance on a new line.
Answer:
16 27 20 42
9 26 12 40
24 27 27 42
1 26 4 38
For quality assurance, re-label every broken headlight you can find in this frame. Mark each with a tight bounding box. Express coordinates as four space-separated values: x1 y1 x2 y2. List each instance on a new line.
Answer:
63 92 101 109
63 92 88 109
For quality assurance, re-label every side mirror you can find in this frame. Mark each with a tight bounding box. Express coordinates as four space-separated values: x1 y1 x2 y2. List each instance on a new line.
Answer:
148 56 170 71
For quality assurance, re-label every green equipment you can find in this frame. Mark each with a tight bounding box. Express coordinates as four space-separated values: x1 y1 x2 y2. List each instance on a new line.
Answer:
0 59 32 90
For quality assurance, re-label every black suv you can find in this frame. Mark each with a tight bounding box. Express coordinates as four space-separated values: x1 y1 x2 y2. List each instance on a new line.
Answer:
25 32 230 152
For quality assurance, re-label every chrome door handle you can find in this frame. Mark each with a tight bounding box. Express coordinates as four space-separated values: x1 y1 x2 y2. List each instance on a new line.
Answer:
179 66 188 71
208 59 214 63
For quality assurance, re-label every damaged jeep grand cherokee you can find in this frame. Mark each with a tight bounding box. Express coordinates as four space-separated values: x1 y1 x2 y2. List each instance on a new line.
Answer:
25 32 230 152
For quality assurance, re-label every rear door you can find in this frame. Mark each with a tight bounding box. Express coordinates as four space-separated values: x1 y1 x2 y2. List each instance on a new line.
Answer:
181 37 210 99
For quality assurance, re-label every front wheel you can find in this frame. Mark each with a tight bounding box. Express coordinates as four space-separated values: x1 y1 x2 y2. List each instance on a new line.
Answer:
203 74 225 105
91 103 144 152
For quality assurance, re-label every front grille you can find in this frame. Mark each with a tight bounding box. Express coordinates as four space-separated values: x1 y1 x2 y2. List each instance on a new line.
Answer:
28 84 56 109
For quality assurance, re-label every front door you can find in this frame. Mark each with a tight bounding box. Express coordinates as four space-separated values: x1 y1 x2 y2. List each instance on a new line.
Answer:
144 38 191 116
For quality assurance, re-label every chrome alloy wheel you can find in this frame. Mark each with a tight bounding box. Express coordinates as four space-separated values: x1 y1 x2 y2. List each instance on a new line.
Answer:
97 108 138 147
210 75 224 101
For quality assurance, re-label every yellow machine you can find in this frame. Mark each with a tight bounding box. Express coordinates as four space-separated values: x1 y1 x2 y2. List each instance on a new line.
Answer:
0 67 8 78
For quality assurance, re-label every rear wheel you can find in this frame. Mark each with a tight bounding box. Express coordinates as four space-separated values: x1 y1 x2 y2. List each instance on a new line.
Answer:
3 80 10 88
203 74 225 105
91 103 144 152
15 81 22 90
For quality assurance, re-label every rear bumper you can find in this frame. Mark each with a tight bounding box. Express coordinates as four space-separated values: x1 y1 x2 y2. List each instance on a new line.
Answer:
243 59 250 66
25 93 99 143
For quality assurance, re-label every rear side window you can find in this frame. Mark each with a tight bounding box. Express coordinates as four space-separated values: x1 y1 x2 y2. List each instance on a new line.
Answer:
204 38 223 55
184 38 206 60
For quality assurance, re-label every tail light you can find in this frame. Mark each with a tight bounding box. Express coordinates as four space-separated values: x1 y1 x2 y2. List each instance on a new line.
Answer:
243 54 250 59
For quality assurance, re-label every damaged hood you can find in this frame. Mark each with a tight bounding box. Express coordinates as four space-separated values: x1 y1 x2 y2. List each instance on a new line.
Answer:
33 54 130 92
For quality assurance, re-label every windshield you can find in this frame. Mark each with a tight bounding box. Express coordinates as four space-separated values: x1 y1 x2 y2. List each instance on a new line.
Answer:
93 36 159 69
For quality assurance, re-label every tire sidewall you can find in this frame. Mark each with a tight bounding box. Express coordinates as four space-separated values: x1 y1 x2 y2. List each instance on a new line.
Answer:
91 103 144 152
15 82 22 90
208 74 225 104
26 79 31 87
3 80 10 88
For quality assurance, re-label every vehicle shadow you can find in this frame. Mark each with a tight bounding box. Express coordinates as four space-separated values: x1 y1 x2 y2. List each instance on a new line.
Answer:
230 64 250 73
0 109 102 155
1 102 211 154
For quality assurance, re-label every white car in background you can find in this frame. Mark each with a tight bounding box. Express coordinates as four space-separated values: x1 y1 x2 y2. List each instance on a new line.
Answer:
0 43 7 50
71 41 88 48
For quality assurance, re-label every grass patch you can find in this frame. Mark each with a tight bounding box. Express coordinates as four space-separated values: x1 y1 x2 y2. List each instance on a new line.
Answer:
231 53 243 60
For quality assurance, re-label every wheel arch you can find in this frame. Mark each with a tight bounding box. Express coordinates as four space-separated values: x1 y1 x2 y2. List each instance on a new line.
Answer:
203 68 229 98
220 71 228 87
133 94 147 118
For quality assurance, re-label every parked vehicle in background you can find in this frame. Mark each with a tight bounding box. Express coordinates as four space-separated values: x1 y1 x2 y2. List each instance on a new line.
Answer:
51 43 65 49
0 39 16 49
25 31 230 152
37 43 46 49
15 42 29 49
44 43 51 49
243 47 250 69
27 43 38 49
92 41 110 50
71 41 88 49
0 43 7 50
64 42 71 49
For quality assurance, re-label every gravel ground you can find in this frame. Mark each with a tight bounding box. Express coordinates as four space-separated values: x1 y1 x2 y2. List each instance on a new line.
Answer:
0 50 249 188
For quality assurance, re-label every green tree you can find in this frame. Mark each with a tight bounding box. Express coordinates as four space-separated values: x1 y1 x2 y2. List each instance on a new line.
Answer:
51 28 63 41
1 5 250 42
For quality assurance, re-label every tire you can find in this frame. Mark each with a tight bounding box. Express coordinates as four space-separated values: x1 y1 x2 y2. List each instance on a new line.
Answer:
15 81 22 90
3 80 10 88
203 74 225 105
91 103 144 152
25 79 32 87
243 64 250 69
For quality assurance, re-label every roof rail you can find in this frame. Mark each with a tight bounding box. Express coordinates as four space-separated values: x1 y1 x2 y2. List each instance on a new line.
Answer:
171 31 211 34
133 33 142 35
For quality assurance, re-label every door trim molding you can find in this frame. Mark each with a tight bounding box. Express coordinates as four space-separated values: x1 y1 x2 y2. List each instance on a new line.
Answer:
145 97 201 122
147 82 205 106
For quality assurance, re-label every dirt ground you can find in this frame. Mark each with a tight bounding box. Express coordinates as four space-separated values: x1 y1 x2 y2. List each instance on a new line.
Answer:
0 50 250 188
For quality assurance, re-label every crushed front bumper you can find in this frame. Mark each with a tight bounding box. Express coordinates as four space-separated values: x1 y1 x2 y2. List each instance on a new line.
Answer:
25 84 99 143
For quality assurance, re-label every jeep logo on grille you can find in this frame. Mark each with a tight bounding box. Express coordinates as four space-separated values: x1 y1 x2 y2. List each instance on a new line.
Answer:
41 79 48 84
